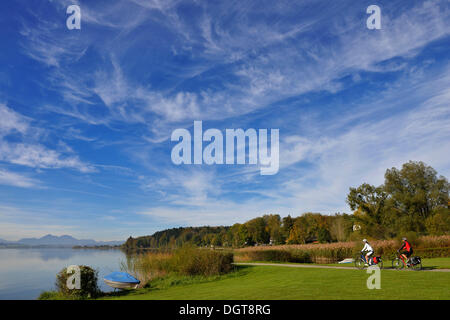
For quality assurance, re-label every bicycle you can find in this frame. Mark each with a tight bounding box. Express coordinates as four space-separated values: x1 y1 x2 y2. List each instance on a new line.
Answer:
355 253 383 270
392 252 422 271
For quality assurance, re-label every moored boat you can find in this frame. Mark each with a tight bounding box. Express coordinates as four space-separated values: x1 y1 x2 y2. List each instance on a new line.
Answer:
104 272 140 289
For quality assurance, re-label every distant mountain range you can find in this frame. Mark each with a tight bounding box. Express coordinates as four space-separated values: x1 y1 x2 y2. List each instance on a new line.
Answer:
0 234 123 247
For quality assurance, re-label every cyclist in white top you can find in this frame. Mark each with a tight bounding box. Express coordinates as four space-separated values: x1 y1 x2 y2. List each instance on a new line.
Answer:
361 239 374 266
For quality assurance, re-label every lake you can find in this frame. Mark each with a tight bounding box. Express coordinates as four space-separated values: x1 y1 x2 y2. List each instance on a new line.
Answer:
0 248 127 300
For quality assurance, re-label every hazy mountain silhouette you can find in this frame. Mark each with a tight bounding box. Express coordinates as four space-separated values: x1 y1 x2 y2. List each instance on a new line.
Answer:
1 234 123 247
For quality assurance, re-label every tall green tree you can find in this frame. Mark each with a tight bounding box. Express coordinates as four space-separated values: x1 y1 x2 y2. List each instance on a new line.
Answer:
347 183 388 238
246 217 270 244
238 224 252 246
425 207 450 235
281 215 294 242
384 161 449 233
264 214 284 244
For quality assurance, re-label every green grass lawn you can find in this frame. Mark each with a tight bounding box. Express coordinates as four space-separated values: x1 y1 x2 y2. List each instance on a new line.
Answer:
421 257 450 269
237 257 450 269
102 262 450 300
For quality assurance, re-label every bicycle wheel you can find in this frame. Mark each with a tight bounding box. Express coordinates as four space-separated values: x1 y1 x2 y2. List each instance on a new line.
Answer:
355 258 365 270
392 258 404 270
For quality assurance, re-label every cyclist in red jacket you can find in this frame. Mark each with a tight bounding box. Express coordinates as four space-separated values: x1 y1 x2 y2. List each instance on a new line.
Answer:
398 237 413 265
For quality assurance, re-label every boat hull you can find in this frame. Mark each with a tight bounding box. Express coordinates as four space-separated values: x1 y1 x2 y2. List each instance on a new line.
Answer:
104 279 140 289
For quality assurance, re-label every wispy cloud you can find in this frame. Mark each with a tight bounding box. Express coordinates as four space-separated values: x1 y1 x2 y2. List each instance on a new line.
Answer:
0 169 39 188
0 142 94 172
0 103 94 173
22 0 449 143
0 103 30 136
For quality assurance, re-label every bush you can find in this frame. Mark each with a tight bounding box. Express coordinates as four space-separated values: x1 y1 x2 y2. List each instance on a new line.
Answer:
55 265 100 299
37 291 62 300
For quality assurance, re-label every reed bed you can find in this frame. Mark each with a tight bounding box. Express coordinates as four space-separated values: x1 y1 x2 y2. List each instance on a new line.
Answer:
122 247 234 286
234 235 450 264
122 252 172 285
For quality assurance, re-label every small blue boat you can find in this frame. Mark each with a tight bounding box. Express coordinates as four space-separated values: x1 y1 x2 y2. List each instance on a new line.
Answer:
104 272 140 289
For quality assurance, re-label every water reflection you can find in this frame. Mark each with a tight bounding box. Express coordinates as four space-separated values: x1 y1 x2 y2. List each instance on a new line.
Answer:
0 248 127 300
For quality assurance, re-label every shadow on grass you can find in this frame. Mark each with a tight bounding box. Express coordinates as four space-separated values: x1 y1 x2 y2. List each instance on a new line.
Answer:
381 265 438 271
421 266 439 270
233 264 253 272
101 288 141 298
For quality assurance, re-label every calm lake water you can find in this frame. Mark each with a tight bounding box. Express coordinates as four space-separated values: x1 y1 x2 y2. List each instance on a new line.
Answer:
0 248 127 300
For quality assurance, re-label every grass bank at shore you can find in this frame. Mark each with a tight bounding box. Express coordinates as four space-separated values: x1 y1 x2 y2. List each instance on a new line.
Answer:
39 257 450 300
98 257 450 300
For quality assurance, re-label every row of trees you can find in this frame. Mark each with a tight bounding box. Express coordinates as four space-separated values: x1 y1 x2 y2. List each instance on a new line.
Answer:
124 161 449 249
123 212 355 249
124 226 230 249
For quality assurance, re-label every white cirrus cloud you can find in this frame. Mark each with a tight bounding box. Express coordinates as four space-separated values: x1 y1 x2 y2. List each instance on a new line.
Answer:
0 104 94 173
0 169 39 188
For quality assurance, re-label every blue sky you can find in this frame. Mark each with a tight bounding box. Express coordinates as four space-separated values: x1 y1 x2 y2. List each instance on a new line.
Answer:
0 0 449 240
